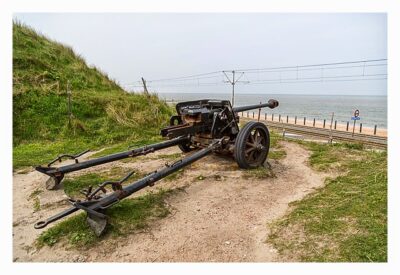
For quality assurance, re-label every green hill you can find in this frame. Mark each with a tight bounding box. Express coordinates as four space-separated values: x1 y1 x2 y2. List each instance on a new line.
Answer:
13 22 173 168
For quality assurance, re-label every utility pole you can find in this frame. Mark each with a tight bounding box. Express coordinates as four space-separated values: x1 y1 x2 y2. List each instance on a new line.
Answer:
232 71 235 105
223 70 248 107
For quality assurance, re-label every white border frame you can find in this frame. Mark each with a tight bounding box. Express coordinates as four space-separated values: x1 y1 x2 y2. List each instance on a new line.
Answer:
1 1 398 274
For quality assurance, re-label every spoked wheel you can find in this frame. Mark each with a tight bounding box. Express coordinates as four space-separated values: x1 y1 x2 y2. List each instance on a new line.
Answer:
234 121 270 169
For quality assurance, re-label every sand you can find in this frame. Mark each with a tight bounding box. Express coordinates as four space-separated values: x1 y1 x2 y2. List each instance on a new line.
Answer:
13 142 330 262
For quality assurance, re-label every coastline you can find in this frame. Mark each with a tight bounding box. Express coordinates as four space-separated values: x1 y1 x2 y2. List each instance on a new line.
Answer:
239 112 387 137
163 98 387 137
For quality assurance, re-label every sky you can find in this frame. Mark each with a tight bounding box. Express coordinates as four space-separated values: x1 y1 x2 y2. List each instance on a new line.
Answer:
14 13 387 95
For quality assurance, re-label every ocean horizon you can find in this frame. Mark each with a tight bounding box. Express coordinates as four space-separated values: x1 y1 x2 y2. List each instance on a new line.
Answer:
156 92 387 129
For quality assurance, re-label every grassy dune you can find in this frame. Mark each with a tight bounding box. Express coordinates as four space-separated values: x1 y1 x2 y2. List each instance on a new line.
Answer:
13 22 173 168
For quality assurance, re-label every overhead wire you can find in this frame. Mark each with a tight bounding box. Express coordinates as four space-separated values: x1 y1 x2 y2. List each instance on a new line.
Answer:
123 59 387 89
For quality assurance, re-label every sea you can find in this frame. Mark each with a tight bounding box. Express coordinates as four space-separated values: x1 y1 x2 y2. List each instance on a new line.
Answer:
157 93 387 129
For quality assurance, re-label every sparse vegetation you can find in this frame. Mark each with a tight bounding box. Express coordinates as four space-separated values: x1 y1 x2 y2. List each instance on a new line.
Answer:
269 142 387 262
156 153 182 161
62 166 144 198
29 189 43 198
36 189 176 248
242 165 275 179
164 168 185 181
268 150 287 160
29 189 43 212
268 130 286 160
32 197 41 212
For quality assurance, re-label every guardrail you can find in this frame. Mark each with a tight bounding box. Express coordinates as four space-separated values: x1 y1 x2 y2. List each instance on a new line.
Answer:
240 115 387 148
240 111 386 137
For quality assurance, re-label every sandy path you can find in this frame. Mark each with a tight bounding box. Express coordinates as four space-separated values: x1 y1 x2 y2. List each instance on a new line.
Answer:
13 141 328 262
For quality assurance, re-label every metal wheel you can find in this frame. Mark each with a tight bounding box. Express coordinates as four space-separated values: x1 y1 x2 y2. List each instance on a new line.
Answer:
234 121 270 169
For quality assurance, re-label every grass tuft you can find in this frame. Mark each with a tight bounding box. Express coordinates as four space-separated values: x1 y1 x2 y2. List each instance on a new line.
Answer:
29 189 43 212
36 188 176 248
242 166 275 179
268 150 287 160
62 167 145 199
268 130 286 160
164 168 185 181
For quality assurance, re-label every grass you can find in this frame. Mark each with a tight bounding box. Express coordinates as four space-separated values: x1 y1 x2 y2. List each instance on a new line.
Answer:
12 21 173 169
268 142 387 262
36 188 176 248
164 168 185 181
156 153 182 161
13 89 173 168
13 21 121 95
268 150 287 160
268 130 286 160
13 139 91 169
32 198 41 212
304 142 365 172
62 166 145 198
243 166 275 179
29 189 43 212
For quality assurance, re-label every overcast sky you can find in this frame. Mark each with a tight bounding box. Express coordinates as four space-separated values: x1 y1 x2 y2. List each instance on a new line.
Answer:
14 13 387 95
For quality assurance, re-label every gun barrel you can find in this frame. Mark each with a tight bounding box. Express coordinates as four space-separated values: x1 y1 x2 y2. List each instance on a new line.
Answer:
232 99 279 113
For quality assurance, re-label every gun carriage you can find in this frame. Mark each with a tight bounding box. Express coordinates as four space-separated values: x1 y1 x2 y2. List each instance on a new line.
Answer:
34 98 279 235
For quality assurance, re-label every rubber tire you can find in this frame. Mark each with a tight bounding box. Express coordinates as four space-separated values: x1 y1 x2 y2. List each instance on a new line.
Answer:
234 121 270 169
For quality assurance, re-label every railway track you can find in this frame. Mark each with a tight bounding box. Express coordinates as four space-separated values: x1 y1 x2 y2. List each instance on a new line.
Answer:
241 117 387 148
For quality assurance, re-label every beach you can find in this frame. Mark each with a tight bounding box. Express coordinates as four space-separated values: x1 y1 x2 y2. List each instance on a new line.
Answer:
239 111 387 137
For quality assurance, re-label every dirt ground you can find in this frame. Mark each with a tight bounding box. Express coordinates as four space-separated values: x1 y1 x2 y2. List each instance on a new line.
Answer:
13 141 329 262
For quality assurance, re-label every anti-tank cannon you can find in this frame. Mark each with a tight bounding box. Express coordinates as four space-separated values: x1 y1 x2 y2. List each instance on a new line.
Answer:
34 98 279 235
161 99 279 168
